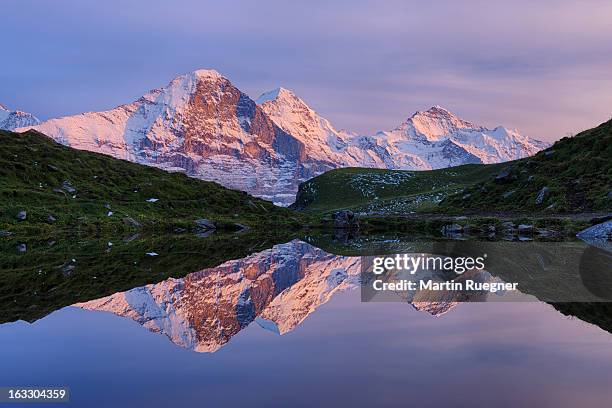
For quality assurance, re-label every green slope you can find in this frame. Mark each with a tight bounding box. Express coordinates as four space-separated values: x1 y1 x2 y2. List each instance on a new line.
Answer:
0 130 304 236
440 118 612 213
293 118 612 215
292 164 505 214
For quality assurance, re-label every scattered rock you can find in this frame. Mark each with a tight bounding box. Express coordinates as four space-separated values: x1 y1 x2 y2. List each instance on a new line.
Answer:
122 217 141 227
123 233 140 243
462 193 472 200
502 190 515 199
16 243 27 253
146 252 159 257
536 228 555 237
146 198 159 203
173 227 187 234
47 215 56 223
17 211 27 221
196 230 216 238
454 216 468 220
107 211 113 217
61 180 76 194
332 210 359 229
104 203 112 210
527 175 535 182
57 260 76 276
195 219 216 230
441 224 463 234
535 187 550 205
0 230 13 237
47 164 59 172
494 169 512 183
501 221 515 230
488 225 496 233
518 224 533 233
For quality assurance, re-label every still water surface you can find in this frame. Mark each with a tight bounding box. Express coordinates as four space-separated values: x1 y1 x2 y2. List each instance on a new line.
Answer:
1 237 611 407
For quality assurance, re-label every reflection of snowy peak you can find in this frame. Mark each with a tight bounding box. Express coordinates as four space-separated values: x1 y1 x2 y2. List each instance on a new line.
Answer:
75 240 508 352
19 70 547 204
76 240 361 352
0 104 40 130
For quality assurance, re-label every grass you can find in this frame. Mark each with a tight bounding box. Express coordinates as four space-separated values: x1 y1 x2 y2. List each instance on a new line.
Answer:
293 118 612 216
0 130 308 237
292 164 505 214
439 118 612 213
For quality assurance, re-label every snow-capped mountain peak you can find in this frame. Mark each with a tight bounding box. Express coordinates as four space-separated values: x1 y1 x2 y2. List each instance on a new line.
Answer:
398 105 481 141
0 104 40 130
19 70 548 204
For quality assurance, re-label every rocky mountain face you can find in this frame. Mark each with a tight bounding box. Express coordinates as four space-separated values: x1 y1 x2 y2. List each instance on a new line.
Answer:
19 70 547 204
0 104 40 130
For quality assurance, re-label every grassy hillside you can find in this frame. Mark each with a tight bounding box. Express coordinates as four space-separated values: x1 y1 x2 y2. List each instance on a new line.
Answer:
294 119 612 215
0 230 297 323
0 130 304 236
439 118 612 213
292 164 504 214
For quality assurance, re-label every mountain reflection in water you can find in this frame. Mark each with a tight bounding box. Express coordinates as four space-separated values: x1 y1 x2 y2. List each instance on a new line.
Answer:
74 238 612 352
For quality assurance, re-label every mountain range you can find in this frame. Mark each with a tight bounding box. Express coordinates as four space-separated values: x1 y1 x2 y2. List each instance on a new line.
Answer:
9 69 547 204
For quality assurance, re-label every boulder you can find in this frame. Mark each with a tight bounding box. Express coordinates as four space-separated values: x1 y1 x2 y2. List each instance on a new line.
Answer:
0 230 13 237
332 210 359 229
502 190 515 199
234 223 250 232
535 187 550 205
122 217 141 227
195 218 216 230
17 211 27 221
441 224 463 234
16 243 27 253
61 180 76 194
494 169 512 183
518 224 533 233
47 215 57 223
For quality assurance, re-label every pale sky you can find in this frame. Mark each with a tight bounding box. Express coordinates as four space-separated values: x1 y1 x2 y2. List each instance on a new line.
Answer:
2 0 612 141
